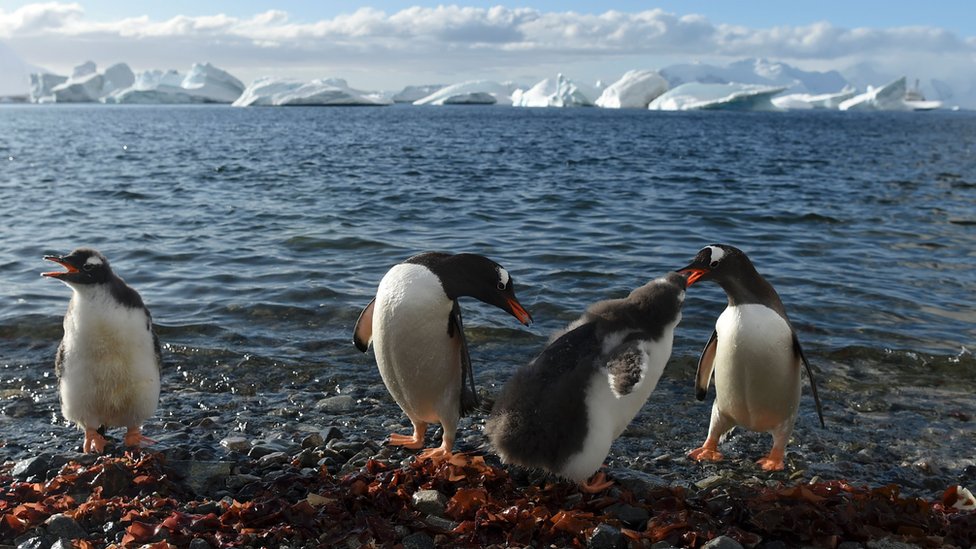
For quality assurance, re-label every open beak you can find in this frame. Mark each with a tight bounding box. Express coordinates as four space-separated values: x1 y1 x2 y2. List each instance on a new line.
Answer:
505 297 533 326
42 255 78 279
679 267 708 287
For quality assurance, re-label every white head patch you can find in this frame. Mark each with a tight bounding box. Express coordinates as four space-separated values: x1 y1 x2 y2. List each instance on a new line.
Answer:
706 246 725 265
497 267 510 288
85 256 103 266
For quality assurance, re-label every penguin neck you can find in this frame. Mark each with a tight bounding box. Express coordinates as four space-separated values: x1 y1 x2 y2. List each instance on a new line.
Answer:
68 276 145 311
716 262 787 318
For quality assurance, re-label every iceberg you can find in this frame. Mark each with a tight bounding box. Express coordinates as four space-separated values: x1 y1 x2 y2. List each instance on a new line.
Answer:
772 86 857 110
41 61 134 102
838 77 911 111
0 41 40 99
512 74 597 107
648 82 785 111
107 63 245 104
595 70 668 109
30 73 67 103
392 84 445 103
232 77 391 107
413 80 519 106
662 58 847 95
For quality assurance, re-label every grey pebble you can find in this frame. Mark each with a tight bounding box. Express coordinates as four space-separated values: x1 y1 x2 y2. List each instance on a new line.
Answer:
257 451 291 467
226 474 262 490
43 514 86 540
188 538 213 549
12 455 50 480
412 489 448 517
607 467 668 495
702 535 743 549
173 460 232 494
423 514 457 533
315 395 356 413
220 436 250 452
604 502 649 528
401 531 436 549
586 523 625 549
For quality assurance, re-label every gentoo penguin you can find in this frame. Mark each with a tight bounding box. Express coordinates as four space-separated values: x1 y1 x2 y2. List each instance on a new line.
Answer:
43 248 162 453
353 252 532 459
486 272 686 492
678 244 824 471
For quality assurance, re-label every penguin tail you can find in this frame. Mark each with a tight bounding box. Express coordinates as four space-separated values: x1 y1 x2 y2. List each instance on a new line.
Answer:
460 385 482 417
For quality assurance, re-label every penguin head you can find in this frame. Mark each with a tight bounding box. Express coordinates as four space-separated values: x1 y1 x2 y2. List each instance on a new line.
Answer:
677 244 749 286
442 254 533 326
42 248 113 286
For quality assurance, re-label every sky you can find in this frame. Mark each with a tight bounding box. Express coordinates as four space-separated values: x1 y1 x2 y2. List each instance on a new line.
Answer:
2 1 975 94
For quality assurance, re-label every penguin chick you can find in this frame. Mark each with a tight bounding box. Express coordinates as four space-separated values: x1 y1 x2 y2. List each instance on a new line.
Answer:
43 248 162 454
679 244 825 471
486 272 686 493
353 252 532 460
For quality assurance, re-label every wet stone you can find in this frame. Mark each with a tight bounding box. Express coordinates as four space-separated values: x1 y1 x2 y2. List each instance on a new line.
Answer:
92 463 133 498
412 489 448 517
587 523 625 549
401 531 435 549
257 451 291 467
173 461 233 494
604 502 650 528
301 432 324 449
423 514 457 533
607 467 668 495
188 538 213 549
702 535 744 549
315 395 356 413
12 454 51 480
220 436 251 452
50 539 73 549
43 514 86 540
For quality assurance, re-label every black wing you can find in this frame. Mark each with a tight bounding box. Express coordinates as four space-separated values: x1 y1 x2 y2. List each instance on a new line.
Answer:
449 300 479 416
793 333 826 428
353 298 376 352
695 330 718 401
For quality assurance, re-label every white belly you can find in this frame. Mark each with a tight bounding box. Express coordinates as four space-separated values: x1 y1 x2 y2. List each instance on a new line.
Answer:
713 304 800 432
372 264 461 425
60 298 160 430
560 320 677 482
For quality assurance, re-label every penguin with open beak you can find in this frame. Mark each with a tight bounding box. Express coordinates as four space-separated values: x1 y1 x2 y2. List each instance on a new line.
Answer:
679 244 824 471
486 272 686 492
43 248 162 454
353 252 532 459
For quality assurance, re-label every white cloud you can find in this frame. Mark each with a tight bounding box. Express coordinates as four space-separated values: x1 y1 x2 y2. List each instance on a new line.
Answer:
2 2 973 93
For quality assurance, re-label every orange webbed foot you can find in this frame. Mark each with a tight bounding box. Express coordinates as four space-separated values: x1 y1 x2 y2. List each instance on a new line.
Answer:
579 472 614 494
688 446 724 462
84 429 107 454
418 446 452 463
756 449 786 471
124 427 155 448
387 432 425 450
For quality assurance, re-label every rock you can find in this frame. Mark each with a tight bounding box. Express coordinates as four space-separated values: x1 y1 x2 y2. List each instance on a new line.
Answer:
226 474 261 490
837 543 863 549
695 474 728 490
219 436 250 452
172 461 232 494
92 463 134 498
604 502 650 528
315 395 356 413
257 451 291 467
587 523 625 549
401 531 436 549
188 538 213 549
15 535 51 549
866 541 921 549
606 467 668 495
702 536 744 549
423 515 457 533
301 432 324 448
12 455 51 479
412 490 448 517
44 514 86 539
321 426 343 443
295 448 320 468
650 542 679 549
50 540 74 549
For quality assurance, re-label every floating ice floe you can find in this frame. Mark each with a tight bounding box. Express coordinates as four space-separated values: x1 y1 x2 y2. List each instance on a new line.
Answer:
36 61 135 103
106 63 245 104
648 82 785 111
772 86 858 110
512 74 598 107
392 84 445 103
413 80 519 106
233 77 391 107
595 70 668 109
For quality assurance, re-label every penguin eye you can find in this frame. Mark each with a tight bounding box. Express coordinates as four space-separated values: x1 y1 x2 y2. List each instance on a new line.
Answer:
82 263 95 272
709 260 720 268
497 282 506 291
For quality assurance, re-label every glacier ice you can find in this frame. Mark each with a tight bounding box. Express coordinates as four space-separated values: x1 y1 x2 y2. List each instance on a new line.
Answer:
413 80 519 106
232 77 391 107
29 73 67 103
648 82 785 111
838 77 910 111
107 63 244 104
512 74 597 107
31 61 134 102
661 58 847 95
595 70 668 109
772 86 857 110
392 84 445 103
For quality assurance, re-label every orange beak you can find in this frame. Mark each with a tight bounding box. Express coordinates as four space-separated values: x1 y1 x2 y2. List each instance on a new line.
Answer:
680 268 708 287
506 297 532 326
42 256 78 279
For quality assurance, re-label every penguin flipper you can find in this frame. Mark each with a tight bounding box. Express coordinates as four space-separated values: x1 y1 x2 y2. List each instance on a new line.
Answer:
793 334 826 428
695 330 718 401
353 298 375 352
450 301 479 416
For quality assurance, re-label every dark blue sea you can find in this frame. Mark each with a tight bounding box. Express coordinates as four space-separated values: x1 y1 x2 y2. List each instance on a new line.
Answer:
1 105 974 480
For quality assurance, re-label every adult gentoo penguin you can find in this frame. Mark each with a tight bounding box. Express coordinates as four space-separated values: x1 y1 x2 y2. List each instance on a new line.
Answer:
678 244 825 471
486 272 686 492
353 252 532 459
43 248 162 454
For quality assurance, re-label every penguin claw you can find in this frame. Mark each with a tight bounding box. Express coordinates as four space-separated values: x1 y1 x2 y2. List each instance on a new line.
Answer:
387 432 425 450
84 429 107 454
756 451 786 471
124 428 155 448
688 446 724 462
579 472 614 494
418 446 452 462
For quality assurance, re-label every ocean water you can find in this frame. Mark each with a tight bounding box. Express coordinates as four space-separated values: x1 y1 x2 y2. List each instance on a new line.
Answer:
0 105 974 464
